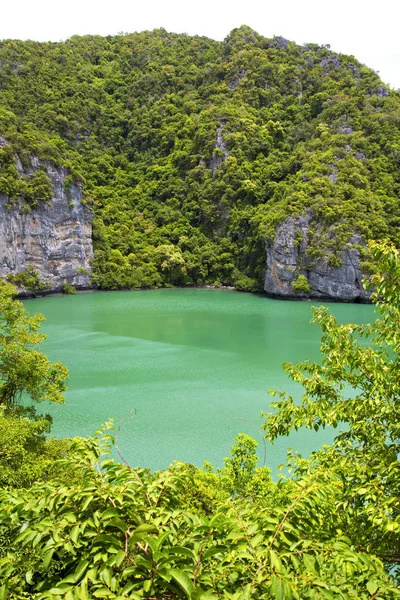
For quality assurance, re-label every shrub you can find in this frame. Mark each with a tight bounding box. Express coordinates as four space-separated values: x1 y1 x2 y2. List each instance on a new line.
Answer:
6 265 48 291
62 283 77 294
291 273 311 293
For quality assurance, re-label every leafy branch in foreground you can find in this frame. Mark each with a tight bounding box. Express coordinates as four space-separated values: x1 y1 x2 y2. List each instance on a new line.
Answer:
0 424 398 599
263 239 400 574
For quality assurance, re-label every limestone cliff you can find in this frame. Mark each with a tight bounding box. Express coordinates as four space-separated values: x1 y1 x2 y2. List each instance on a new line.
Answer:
209 121 229 173
0 158 93 293
264 213 369 301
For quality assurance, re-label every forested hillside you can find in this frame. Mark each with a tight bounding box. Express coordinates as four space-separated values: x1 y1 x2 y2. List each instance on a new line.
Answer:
0 26 400 291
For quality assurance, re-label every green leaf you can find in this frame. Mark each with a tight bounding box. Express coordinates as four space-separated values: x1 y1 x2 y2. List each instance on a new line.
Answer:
74 559 90 582
78 580 90 600
156 530 172 551
120 582 140 596
93 590 113 598
170 569 194 599
0 585 8 600
114 549 126 567
168 546 195 560
226 530 245 541
43 548 55 571
303 554 317 574
81 496 93 512
269 549 283 572
191 589 218 600
102 508 120 519
129 523 159 544
100 566 113 588
143 580 152 593
70 525 80 544
271 575 285 600
49 588 73 595
203 546 227 560
107 518 128 532
238 584 252 600
319 591 335 600
25 570 33 584
366 581 378 595
14 529 31 544
133 523 158 534
93 533 121 547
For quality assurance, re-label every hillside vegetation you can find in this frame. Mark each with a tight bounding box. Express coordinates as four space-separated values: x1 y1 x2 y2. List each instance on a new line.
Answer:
0 26 400 290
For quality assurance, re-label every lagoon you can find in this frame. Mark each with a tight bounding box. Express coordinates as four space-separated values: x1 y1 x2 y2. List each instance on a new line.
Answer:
25 289 373 472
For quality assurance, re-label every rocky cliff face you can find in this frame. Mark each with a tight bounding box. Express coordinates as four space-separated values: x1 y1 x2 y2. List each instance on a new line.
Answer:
264 213 369 301
209 121 229 173
0 158 93 293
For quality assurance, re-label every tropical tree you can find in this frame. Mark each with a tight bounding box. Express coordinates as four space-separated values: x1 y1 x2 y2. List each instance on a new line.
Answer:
0 407 75 488
0 280 68 407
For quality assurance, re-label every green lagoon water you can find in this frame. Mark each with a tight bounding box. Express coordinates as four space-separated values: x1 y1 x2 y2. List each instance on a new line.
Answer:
24 289 374 473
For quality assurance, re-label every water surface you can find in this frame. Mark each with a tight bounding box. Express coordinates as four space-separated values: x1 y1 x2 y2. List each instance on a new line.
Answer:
25 289 374 472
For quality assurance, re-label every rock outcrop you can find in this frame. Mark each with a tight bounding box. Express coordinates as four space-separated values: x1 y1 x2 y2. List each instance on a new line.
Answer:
0 159 93 293
264 213 369 301
209 121 229 173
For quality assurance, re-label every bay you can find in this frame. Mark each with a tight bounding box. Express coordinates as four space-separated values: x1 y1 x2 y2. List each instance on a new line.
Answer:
24 289 374 472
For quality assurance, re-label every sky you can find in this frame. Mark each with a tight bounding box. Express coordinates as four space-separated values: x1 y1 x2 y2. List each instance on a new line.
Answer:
1 0 399 89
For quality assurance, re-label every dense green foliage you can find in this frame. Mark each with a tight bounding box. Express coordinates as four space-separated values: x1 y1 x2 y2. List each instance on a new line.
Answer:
6 265 48 292
0 280 68 407
0 406 77 489
0 281 73 488
0 27 399 290
62 284 77 295
1 242 400 597
1 427 398 599
0 281 77 493
264 240 400 572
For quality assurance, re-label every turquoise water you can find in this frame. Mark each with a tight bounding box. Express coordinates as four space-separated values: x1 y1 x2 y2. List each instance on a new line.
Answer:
24 289 374 473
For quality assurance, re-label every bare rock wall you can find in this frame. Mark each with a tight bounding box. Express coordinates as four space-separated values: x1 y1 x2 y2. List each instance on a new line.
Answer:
0 160 93 292
264 213 369 301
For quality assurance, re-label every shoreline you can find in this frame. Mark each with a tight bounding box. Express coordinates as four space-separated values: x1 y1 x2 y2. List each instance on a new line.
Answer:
16 283 372 304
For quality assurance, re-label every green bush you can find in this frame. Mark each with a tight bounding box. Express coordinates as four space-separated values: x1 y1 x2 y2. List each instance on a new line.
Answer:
6 265 48 291
62 283 77 294
291 273 311 293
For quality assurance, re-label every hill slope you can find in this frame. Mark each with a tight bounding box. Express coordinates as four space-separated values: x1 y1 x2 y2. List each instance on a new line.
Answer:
0 26 399 298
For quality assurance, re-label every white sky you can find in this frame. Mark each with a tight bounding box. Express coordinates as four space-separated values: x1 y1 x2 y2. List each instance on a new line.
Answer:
1 0 399 89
